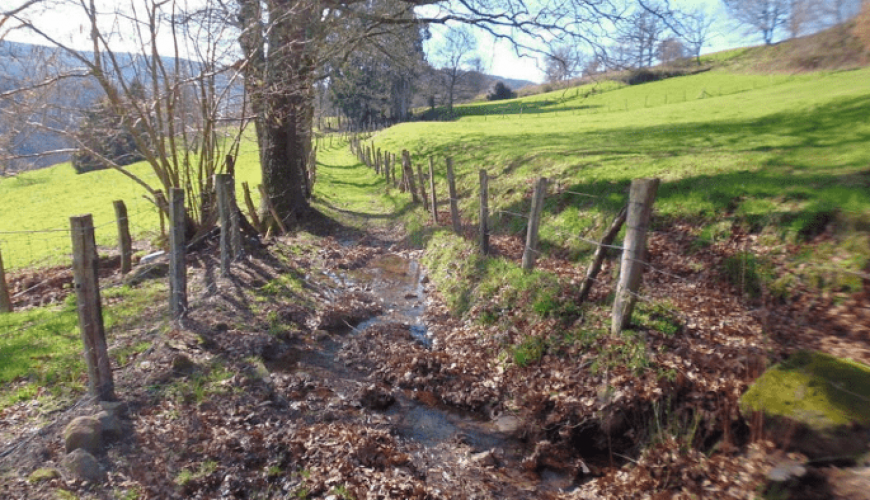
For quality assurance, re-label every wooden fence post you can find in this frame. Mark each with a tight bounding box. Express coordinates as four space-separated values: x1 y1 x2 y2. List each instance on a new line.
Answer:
446 157 461 234
611 178 660 335
416 163 429 212
376 148 382 175
402 150 420 202
113 200 132 275
522 177 548 271
0 245 12 313
391 153 398 187
169 188 187 318
384 153 391 185
428 157 438 224
242 182 262 233
479 170 489 255
155 191 167 238
70 215 115 401
216 174 233 277
578 206 627 303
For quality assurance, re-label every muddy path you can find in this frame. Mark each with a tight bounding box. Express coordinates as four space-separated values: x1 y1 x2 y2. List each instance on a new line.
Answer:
284 240 577 497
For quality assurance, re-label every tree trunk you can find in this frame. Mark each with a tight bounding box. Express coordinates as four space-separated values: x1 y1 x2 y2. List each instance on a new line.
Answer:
239 0 315 228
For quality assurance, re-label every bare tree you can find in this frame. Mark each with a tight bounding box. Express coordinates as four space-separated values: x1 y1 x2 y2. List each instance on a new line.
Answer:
678 7 716 65
612 8 668 68
434 26 478 117
657 36 686 65
6 0 249 234
544 43 585 83
723 0 790 45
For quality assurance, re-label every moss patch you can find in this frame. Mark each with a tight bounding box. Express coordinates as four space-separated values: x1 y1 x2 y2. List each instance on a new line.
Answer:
740 351 870 429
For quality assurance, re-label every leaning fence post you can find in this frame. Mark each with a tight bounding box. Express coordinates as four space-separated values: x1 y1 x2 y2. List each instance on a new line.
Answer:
446 158 461 234
169 188 187 318
216 174 234 277
479 170 489 255
70 214 115 401
0 245 12 313
113 200 132 275
578 206 627 303
522 177 548 270
428 157 438 224
611 178 660 335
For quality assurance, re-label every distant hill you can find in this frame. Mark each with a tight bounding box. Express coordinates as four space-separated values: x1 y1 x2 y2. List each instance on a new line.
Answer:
488 76 535 91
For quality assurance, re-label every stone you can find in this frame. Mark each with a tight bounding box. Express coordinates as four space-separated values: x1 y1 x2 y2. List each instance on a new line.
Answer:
494 415 523 436
27 467 61 484
767 461 807 482
171 354 197 374
358 384 395 411
99 400 128 418
96 411 123 441
64 416 102 454
62 449 106 483
124 262 169 287
470 450 497 467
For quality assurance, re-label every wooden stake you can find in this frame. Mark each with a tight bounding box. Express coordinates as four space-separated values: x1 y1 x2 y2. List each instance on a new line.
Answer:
522 177 548 271
578 206 627 303
0 245 12 313
416 163 429 212
258 184 288 235
428 157 438 224
70 214 115 401
446 158 461 234
479 170 489 255
402 150 420 202
112 200 132 275
611 178 660 335
215 174 233 277
168 188 187 319
242 182 262 233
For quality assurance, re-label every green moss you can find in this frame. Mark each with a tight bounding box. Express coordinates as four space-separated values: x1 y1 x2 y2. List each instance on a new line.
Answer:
28 467 61 483
740 351 870 429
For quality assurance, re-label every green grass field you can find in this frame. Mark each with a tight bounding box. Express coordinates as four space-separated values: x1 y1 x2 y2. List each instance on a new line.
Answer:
375 67 870 279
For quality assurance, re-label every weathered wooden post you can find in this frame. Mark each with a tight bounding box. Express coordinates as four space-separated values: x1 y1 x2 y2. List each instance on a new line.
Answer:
384 153 391 184
391 153 398 187
522 177 548 271
113 200 133 275
70 214 115 401
428 157 438 224
168 188 187 318
479 170 489 255
0 245 12 313
402 150 420 202
376 148 382 175
611 178 660 335
242 182 262 233
578 206 627 303
446 157 461 234
215 174 234 277
155 191 167 238
416 163 429 212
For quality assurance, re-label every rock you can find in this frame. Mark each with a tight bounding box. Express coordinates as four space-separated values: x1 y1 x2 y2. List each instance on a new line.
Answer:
494 415 523 436
470 450 498 467
96 411 123 441
768 461 807 482
740 350 870 460
64 416 102 454
99 400 128 418
171 353 197 374
124 262 169 287
358 384 395 411
27 467 61 484
62 449 106 483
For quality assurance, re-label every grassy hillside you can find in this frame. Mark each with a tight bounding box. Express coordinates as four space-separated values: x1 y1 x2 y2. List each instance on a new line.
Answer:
374 66 870 295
